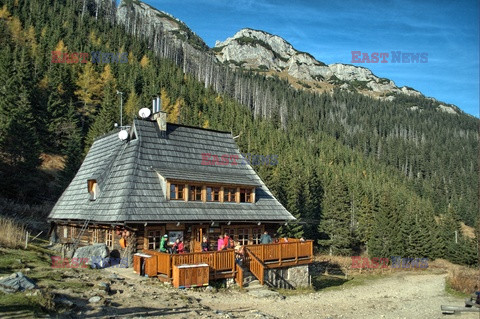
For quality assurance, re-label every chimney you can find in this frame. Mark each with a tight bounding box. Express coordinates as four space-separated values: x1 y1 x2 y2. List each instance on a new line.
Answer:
152 97 167 138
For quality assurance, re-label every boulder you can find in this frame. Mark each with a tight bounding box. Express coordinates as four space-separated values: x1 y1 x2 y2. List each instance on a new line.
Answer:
88 296 102 303
0 272 36 293
73 243 109 268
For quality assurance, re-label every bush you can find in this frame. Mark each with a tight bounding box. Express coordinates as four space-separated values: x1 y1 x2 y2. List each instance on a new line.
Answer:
446 267 480 294
0 217 27 248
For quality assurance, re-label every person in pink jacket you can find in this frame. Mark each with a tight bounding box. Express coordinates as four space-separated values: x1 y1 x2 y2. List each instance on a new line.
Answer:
217 235 224 251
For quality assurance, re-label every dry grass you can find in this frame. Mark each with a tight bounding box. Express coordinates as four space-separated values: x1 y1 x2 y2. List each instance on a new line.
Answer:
460 222 476 239
39 153 65 173
0 217 27 248
446 265 480 294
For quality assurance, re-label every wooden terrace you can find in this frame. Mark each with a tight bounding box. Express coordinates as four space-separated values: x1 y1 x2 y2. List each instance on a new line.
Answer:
134 239 314 287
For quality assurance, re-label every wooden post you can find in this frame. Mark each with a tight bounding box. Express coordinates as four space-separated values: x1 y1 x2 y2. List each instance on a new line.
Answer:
24 231 29 249
310 241 314 262
262 244 265 261
167 255 172 279
295 242 298 264
278 243 282 266
213 251 217 278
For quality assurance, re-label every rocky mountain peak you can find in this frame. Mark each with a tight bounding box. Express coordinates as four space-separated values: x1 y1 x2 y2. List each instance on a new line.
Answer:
213 28 430 103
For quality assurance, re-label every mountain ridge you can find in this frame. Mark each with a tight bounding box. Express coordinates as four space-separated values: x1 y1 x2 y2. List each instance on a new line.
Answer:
117 1 462 115
213 28 460 114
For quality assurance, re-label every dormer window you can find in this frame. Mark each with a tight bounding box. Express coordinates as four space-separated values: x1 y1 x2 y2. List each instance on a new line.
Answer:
224 187 236 202
170 184 184 200
166 180 255 203
240 188 253 203
189 185 202 201
206 186 220 202
87 179 97 201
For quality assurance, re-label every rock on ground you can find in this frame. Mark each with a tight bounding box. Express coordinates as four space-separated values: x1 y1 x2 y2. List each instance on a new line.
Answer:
73 243 109 267
0 272 36 293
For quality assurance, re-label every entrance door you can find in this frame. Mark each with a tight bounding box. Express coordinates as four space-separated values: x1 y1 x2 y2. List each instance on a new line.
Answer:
192 226 208 252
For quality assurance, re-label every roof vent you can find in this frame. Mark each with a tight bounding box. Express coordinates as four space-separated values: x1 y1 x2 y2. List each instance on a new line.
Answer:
152 96 161 114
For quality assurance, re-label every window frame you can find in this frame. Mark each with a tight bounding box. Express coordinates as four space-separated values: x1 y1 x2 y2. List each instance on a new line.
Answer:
189 185 203 201
170 183 185 200
87 179 97 201
206 186 220 202
223 187 236 202
240 188 253 203
105 230 114 249
166 180 255 204
92 228 101 244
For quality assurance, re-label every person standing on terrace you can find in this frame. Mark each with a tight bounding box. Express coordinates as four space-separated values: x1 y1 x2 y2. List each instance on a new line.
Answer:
260 231 272 244
217 234 225 251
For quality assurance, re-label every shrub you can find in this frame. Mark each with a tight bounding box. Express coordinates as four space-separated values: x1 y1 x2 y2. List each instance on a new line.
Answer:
446 267 480 294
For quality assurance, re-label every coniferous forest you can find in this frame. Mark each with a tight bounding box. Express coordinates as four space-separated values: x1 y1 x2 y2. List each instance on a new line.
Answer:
0 0 478 266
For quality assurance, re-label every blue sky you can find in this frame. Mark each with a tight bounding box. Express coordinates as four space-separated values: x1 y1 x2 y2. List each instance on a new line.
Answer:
141 0 479 117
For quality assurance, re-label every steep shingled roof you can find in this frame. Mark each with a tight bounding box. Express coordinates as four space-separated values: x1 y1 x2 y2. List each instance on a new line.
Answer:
48 118 295 223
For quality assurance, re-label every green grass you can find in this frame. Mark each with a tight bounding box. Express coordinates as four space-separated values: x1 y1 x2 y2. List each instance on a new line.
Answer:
445 281 471 298
312 273 387 292
276 273 389 296
0 244 103 316
0 291 50 317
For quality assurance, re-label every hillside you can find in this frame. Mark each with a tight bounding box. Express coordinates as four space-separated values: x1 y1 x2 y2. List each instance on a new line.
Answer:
0 0 477 266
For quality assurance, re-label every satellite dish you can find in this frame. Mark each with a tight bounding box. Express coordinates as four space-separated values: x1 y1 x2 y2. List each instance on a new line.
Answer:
138 108 151 119
118 130 129 141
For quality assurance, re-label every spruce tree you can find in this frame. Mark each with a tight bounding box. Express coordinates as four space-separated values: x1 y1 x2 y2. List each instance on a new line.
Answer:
318 176 352 255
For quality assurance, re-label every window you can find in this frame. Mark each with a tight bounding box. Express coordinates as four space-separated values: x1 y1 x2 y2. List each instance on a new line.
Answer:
87 179 97 200
237 228 249 245
224 188 236 202
105 230 114 249
70 226 76 239
224 228 235 241
63 227 68 238
92 229 100 244
206 186 220 202
252 228 262 244
240 188 253 203
190 185 202 201
170 183 184 200
147 229 161 250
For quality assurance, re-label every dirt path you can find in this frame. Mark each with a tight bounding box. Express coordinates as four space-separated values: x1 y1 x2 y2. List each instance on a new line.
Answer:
188 272 478 319
47 267 478 318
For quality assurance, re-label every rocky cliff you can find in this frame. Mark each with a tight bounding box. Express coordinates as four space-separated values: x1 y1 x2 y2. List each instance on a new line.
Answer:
214 28 426 100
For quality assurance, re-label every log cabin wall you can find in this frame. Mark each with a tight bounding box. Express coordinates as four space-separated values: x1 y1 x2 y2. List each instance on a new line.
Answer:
55 222 282 255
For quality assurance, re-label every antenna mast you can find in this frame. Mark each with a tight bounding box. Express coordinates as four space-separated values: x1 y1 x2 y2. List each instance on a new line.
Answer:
116 91 124 128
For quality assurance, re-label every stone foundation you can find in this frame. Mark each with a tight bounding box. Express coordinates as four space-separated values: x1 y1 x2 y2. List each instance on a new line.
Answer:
264 264 310 289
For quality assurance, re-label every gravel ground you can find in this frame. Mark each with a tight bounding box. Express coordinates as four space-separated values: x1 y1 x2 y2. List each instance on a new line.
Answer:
189 272 479 319
93 268 479 319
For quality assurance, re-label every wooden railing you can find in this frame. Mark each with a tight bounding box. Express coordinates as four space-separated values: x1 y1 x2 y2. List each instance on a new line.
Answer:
235 263 244 288
143 249 235 279
245 248 264 285
142 240 313 285
245 240 313 265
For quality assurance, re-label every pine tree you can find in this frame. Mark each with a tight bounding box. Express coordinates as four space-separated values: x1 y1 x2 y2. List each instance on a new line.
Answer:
74 63 102 126
85 82 117 148
318 176 352 255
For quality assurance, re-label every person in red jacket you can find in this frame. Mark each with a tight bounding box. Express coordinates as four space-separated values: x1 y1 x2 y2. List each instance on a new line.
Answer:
172 238 185 254
223 233 231 249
